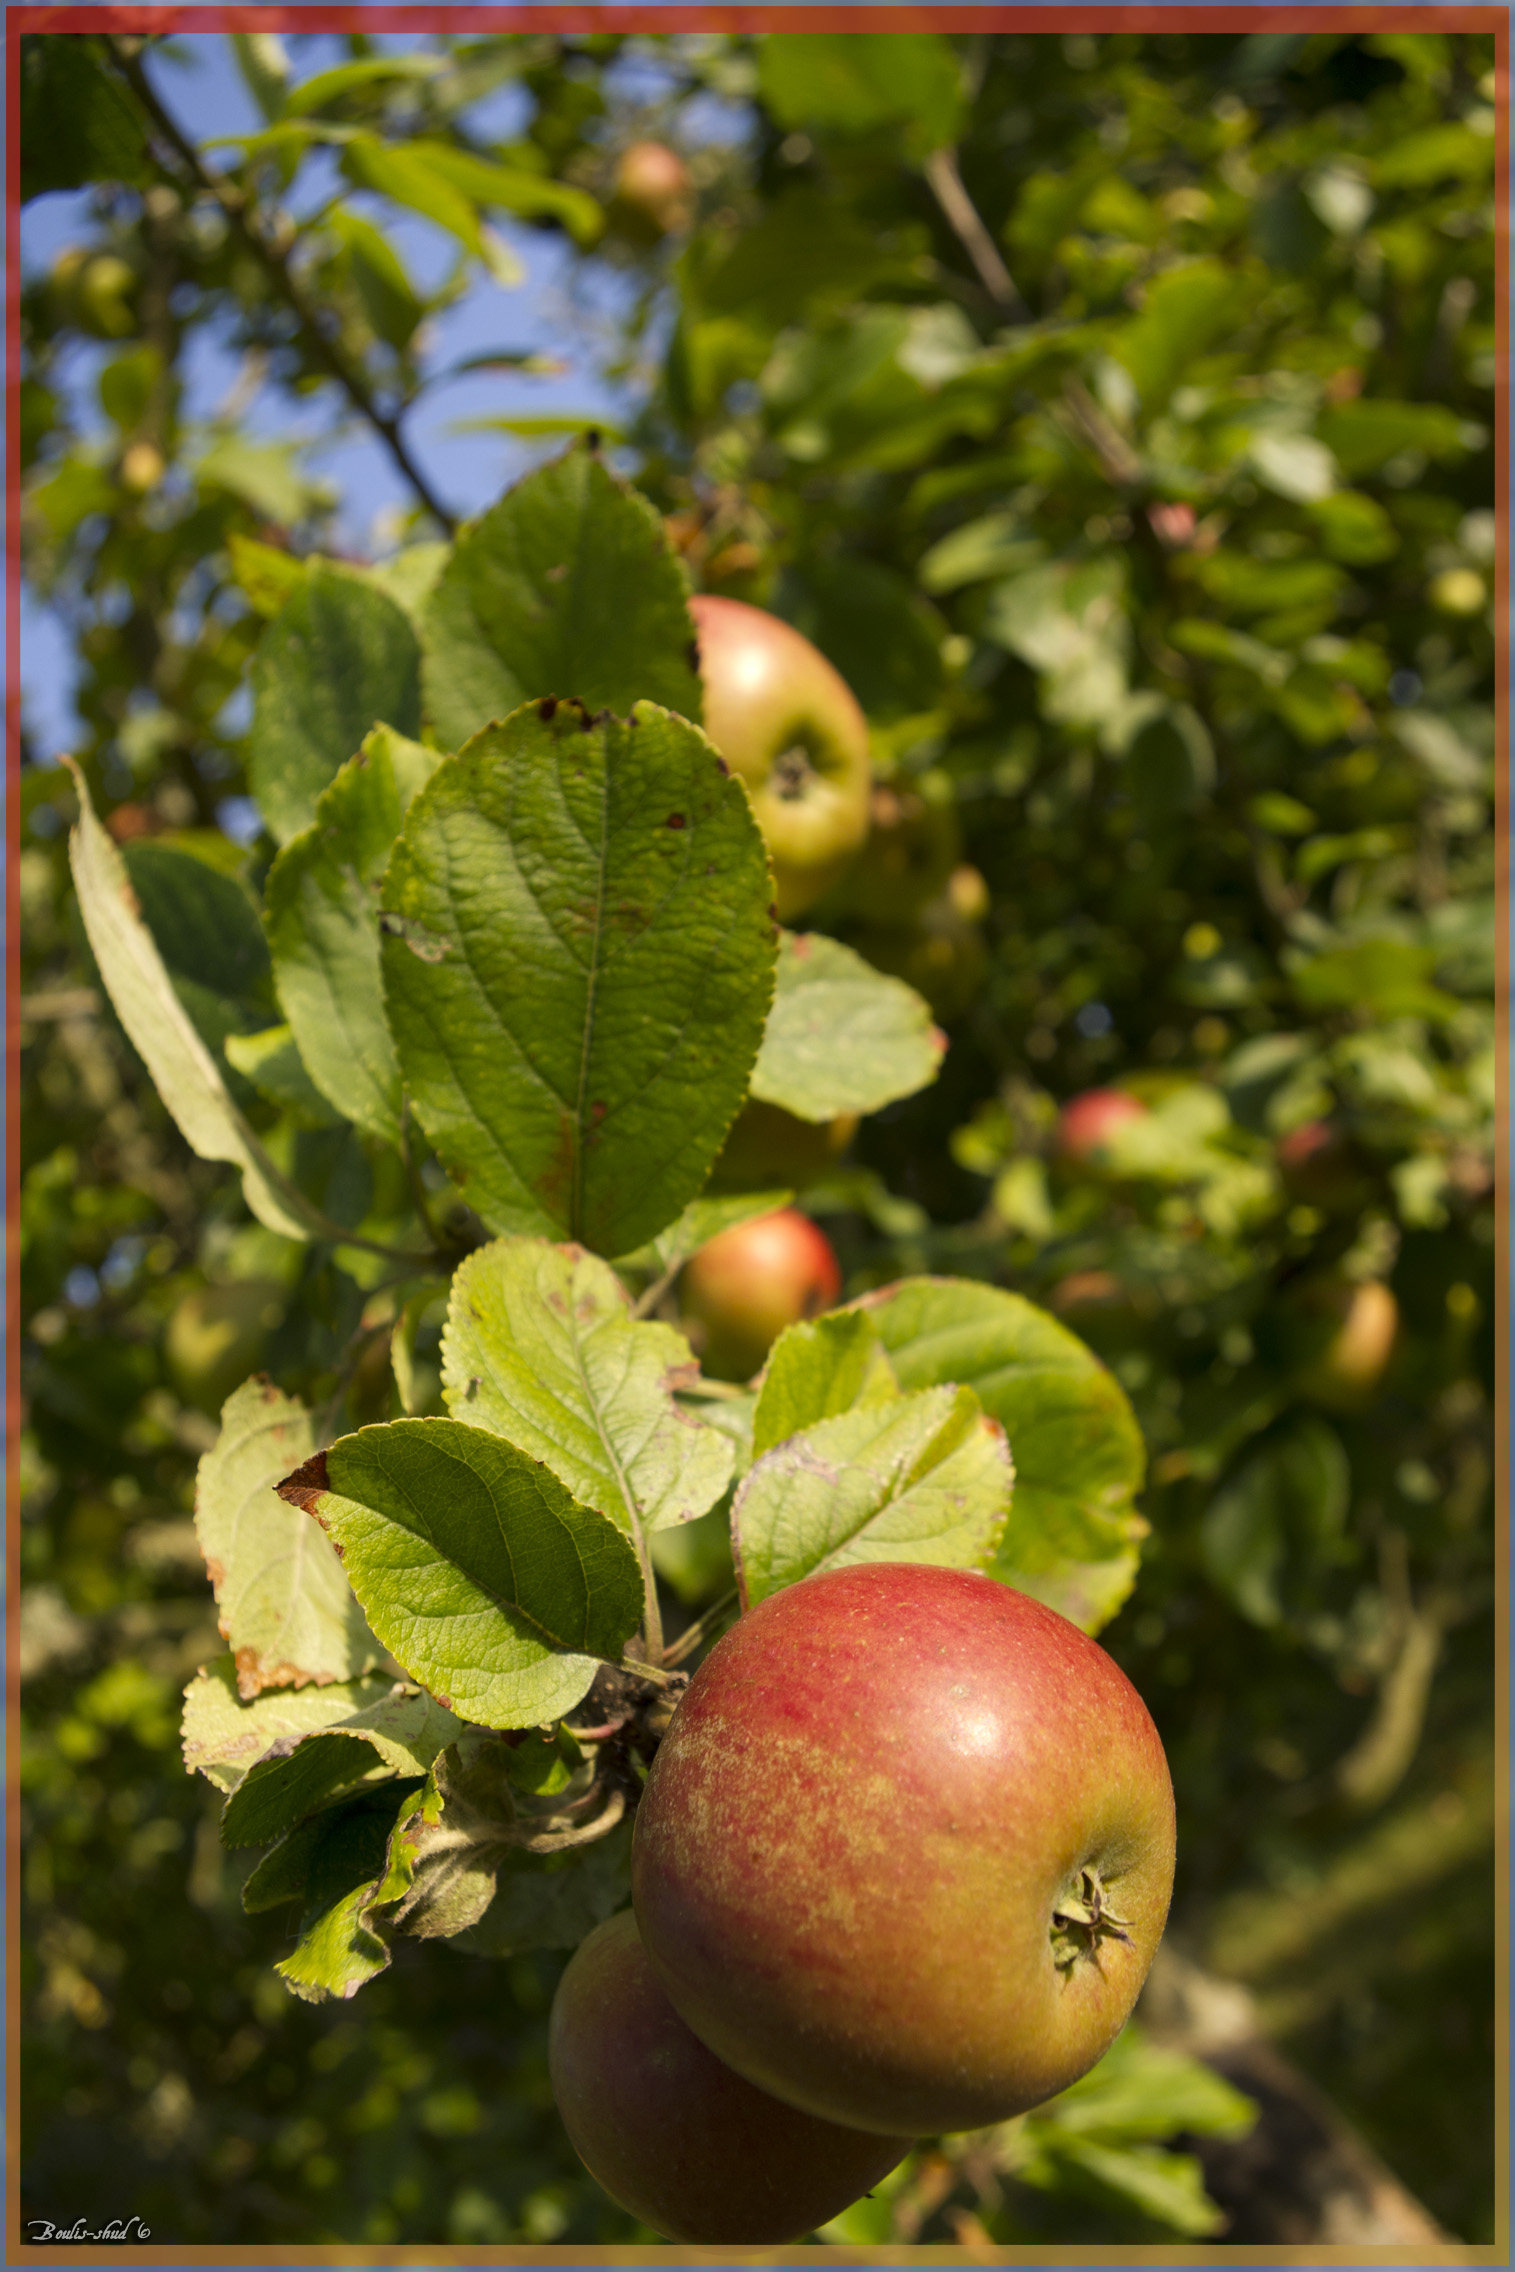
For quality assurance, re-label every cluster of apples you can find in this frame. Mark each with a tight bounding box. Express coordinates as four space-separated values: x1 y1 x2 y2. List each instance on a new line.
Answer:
1054 1088 1400 1410
549 1562 1177 2243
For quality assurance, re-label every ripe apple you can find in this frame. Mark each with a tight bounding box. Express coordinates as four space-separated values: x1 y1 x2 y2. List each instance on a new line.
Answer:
689 594 872 921
609 141 694 240
1056 1087 1148 1168
633 1562 1176 2136
680 1207 842 1381
706 1098 858 1194
549 1910 910 2243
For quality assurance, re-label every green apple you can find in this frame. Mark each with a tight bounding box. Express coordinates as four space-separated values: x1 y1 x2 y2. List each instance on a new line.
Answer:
633 1561 1176 2136
549 1910 911 2243
689 594 872 921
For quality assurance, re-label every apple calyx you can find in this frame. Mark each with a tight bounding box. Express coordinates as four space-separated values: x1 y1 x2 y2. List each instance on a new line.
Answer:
1050 1866 1134 1971
773 743 815 800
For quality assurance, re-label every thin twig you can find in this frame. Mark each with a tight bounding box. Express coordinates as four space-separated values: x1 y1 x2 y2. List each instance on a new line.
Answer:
630 1254 683 1321
660 1587 739 1670
924 146 1028 319
105 35 456 534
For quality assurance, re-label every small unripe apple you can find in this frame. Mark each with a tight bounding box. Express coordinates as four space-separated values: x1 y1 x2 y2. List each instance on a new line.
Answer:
549 1910 910 2243
609 141 694 240
120 441 165 494
689 594 872 921
1056 1087 1148 1167
1295 1276 1399 1411
633 1563 1176 2136
165 1280 285 1414
706 1099 858 1194
680 1207 842 1381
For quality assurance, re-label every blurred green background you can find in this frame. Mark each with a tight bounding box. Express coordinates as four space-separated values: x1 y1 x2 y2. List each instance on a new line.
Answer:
19 26 1497 2246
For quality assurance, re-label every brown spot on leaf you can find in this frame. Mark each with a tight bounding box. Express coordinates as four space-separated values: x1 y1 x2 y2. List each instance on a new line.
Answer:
665 813 686 830
204 1557 226 1596
276 1448 329 1514
538 697 559 720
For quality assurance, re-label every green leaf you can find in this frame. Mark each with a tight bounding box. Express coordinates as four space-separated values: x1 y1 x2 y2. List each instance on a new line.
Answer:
20 34 151 200
751 1310 899 1458
227 533 305 619
856 1278 1148 1633
248 562 422 846
734 1383 1012 1607
197 438 328 529
266 723 442 1143
1290 935 1459 1024
758 33 966 153
418 448 700 753
195 1379 383 1699
380 700 776 1255
118 840 274 1076
242 1809 332 1913
223 1025 342 1126
1041 2026 1257 2144
220 1679 462 1849
456 1821 633 1958
330 207 424 351
275 1418 645 1730
1200 1415 1349 1628
64 761 328 1244
181 1658 397 1793
441 1237 733 1536
284 54 443 117
340 134 519 281
1114 260 1246 410
628 1191 794 1278
1316 399 1479 476
222 1730 396 1848
275 1783 420 2003
407 139 602 247
750 931 945 1122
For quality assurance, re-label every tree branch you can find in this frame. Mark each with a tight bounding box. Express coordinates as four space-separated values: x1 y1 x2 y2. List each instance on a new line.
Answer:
924 146 1028 320
105 36 457 535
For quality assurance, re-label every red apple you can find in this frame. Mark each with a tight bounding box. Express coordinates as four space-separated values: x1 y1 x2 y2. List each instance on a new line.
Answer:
549 1910 910 2243
689 594 872 921
1056 1087 1148 1167
609 140 693 239
633 1562 1176 2136
681 1207 842 1381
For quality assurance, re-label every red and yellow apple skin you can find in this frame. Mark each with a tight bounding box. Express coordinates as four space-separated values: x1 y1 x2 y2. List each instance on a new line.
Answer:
632 1562 1176 2137
609 141 693 238
680 1207 843 1381
1056 1087 1149 1167
689 594 872 921
548 1910 911 2244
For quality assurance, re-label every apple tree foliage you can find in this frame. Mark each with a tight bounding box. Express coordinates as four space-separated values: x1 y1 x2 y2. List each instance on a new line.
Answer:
19 26 1495 2245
